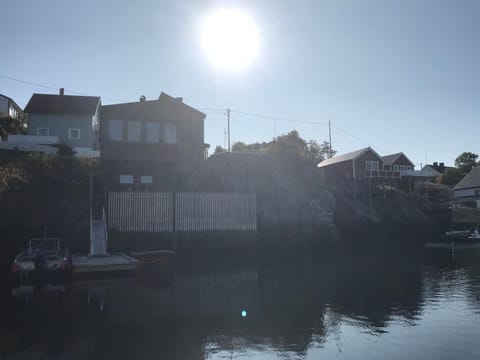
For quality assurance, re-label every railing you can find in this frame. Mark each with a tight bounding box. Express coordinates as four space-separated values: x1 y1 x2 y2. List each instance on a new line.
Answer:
357 170 401 180
89 206 94 256
102 206 108 252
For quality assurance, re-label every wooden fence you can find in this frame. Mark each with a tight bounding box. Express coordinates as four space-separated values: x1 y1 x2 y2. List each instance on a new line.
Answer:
108 192 256 232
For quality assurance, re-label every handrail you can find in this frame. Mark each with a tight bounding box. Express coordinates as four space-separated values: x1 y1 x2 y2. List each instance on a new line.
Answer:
89 205 93 256
102 206 108 254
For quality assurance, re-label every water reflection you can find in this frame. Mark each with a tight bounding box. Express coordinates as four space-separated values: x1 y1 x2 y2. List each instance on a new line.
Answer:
3 244 480 359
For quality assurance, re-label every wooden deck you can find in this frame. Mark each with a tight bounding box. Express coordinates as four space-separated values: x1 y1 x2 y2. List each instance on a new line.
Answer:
72 253 138 273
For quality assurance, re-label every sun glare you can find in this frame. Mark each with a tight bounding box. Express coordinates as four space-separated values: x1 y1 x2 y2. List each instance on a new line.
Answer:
201 9 260 70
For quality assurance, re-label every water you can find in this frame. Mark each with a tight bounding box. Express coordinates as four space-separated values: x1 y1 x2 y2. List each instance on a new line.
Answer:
2 243 480 359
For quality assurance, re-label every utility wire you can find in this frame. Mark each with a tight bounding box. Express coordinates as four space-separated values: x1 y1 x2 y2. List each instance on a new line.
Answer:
0 74 130 102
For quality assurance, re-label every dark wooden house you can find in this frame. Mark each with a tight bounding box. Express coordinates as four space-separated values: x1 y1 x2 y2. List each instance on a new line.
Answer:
381 152 414 172
318 147 401 185
100 93 208 191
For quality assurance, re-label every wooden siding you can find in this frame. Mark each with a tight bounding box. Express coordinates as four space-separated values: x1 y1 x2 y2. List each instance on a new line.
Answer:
108 192 257 232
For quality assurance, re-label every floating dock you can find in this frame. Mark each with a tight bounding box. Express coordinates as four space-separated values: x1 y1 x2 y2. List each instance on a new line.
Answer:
72 253 138 273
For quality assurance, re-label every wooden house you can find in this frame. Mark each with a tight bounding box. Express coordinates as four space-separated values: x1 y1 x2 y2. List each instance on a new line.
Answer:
100 93 208 191
381 152 414 172
453 167 480 205
318 147 400 185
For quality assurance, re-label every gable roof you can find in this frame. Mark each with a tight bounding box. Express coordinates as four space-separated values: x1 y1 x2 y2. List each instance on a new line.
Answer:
381 152 414 167
454 167 480 191
102 92 205 120
318 147 382 168
24 94 100 116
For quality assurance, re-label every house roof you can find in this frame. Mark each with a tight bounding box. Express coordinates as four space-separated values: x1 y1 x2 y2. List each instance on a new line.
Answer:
102 92 205 119
0 94 22 112
454 167 480 191
381 152 414 166
24 94 100 116
318 147 382 168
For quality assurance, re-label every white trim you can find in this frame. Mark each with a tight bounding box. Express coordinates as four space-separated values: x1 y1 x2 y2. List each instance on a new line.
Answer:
68 128 81 140
37 127 50 136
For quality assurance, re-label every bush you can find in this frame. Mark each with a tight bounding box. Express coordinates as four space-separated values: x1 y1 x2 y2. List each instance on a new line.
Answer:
52 143 76 156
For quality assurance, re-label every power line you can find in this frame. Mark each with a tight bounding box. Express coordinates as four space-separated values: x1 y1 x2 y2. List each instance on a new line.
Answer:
0 74 129 102
230 109 329 125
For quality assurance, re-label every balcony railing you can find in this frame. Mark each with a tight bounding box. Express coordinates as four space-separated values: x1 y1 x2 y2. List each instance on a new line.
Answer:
357 170 401 180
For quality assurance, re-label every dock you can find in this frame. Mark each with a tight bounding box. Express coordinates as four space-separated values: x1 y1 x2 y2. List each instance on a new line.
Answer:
72 253 138 273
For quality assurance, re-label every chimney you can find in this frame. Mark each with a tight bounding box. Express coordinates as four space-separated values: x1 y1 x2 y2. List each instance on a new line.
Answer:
439 162 445 169
59 88 64 96
433 161 438 168
139 95 146 102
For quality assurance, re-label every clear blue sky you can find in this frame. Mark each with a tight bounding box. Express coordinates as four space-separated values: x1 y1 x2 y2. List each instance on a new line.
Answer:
2 0 479 166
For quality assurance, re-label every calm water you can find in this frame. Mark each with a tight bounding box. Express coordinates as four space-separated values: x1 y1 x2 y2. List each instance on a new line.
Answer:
2 243 480 359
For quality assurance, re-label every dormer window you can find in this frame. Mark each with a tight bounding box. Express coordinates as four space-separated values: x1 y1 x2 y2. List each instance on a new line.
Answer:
366 161 379 171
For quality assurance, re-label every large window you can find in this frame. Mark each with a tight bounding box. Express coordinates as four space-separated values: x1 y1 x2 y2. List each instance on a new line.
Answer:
37 127 50 136
366 161 379 171
108 120 123 141
127 121 141 142
164 123 177 144
119 175 134 184
141 175 153 184
68 128 80 140
145 122 160 143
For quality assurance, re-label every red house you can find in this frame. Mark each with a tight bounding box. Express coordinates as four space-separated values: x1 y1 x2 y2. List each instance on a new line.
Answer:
381 152 414 172
318 147 401 185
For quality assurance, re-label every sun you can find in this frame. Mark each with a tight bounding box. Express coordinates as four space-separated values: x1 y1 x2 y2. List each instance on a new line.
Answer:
201 9 260 70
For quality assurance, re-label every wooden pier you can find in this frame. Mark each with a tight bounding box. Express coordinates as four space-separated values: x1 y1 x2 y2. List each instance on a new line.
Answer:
72 253 138 274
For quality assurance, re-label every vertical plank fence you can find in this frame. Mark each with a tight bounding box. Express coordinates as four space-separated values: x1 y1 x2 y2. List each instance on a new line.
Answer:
108 192 256 232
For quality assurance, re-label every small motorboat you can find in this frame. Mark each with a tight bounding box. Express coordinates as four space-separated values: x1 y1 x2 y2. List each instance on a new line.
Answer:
445 230 472 238
11 238 72 278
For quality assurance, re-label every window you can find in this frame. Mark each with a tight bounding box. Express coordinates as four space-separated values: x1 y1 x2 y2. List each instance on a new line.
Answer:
141 175 153 184
108 120 123 141
127 121 141 142
366 161 379 171
146 122 160 143
37 127 50 136
119 175 134 184
393 164 400 171
400 165 406 171
164 123 177 144
68 128 80 140
406 165 412 170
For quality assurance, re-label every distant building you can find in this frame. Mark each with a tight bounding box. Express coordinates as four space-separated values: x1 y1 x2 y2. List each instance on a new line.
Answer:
318 147 400 185
422 162 453 176
453 167 480 206
24 89 101 153
101 93 208 191
381 152 414 172
0 94 23 120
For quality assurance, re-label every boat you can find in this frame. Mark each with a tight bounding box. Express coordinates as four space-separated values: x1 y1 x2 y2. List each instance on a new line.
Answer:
11 238 72 278
445 230 472 239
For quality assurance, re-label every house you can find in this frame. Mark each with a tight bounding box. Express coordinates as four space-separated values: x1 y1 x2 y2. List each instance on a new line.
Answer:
100 93 208 191
318 147 400 185
453 167 480 206
0 94 23 121
381 152 414 172
24 89 101 154
422 162 453 176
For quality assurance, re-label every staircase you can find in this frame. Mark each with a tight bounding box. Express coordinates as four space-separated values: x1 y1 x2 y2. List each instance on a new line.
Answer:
90 207 108 257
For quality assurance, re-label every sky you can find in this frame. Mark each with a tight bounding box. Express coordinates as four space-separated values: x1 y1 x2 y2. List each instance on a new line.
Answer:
1 0 479 167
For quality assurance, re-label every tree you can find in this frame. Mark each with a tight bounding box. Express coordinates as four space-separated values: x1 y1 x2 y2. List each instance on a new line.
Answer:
319 141 337 159
455 152 478 174
231 141 247 152
0 115 27 140
438 167 464 186
213 145 226 154
263 130 308 158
